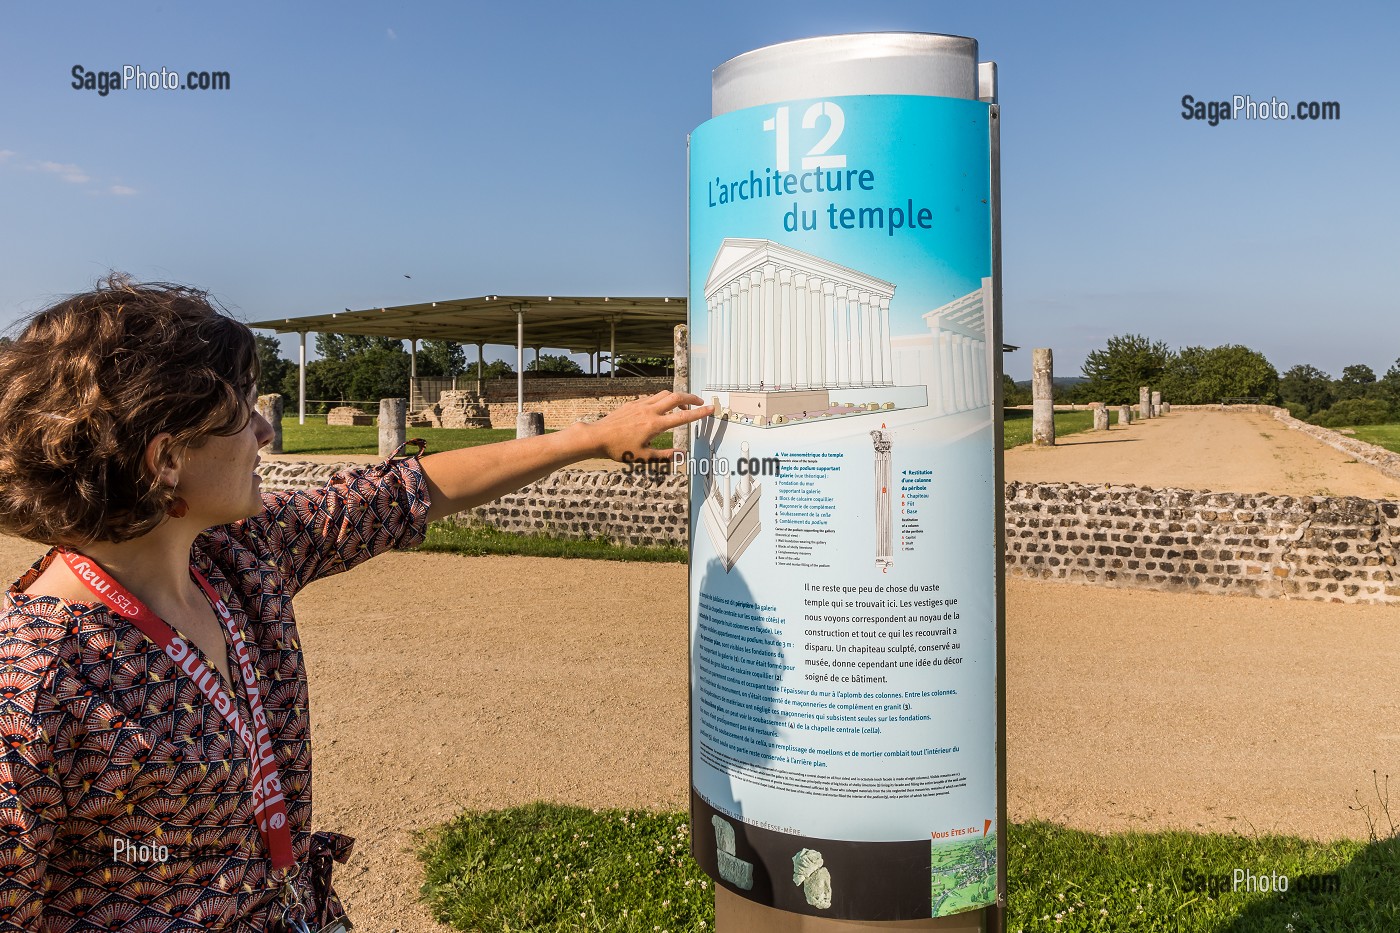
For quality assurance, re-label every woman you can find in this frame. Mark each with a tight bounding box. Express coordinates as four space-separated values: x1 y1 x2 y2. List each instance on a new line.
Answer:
0 277 709 932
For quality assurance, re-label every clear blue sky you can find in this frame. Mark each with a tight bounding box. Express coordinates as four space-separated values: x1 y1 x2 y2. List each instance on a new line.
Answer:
2 1 1395 381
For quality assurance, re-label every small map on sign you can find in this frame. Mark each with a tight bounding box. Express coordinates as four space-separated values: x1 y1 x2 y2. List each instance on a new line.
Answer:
930 832 997 917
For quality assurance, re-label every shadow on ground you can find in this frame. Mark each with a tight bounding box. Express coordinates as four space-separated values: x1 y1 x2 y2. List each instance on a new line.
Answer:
1222 836 1400 932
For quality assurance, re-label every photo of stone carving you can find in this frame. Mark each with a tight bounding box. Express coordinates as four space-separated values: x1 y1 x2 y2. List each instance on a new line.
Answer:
711 816 753 890
871 430 893 571
702 440 761 573
702 238 929 428
792 847 833 909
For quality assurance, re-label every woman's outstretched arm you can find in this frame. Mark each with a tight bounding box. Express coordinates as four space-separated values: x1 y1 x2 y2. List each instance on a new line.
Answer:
419 391 712 522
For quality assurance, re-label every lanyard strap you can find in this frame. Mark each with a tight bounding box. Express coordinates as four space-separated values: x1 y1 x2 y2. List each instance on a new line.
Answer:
58 549 295 871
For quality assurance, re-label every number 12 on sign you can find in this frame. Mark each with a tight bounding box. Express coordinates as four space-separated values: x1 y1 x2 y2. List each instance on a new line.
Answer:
762 102 847 172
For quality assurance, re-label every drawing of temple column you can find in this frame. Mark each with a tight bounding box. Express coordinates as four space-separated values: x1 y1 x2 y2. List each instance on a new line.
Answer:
871 430 893 572
793 272 810 389
705 239 896 423
922 277 992 415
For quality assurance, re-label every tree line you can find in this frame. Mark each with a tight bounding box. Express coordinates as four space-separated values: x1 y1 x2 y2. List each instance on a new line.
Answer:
253 331 1398 428
1001 334 1400 428
257 336 585 412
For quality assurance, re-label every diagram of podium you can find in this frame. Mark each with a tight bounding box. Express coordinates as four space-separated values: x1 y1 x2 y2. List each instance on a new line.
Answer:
703 441 762 572
702 238 993 427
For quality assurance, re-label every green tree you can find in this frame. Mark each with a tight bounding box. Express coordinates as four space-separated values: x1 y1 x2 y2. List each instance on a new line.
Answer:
1159 344 1279 404
1376 358 1400 415
1278 364 1335 416
281 358 355 410
1056 380 1096 404
527 353 584 374
464 359 515 379
417 339 466 378
1079 334 1172 405
254 334 292 395
315 333 403 362
1312 397 1391 428
1001 374 1031 406
1335 364 1378 401
346 345 412 400
284 335 413 406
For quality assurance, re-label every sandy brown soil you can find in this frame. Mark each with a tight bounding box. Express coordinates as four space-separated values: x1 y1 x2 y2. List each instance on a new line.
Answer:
1006 408 1400 498
5 410 1397 931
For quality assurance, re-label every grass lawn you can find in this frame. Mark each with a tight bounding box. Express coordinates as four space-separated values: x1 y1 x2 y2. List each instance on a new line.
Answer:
1002 409 1097 449
278 419 672 455
419 522 685 563
1343 423 1400 454
419 804 1399 932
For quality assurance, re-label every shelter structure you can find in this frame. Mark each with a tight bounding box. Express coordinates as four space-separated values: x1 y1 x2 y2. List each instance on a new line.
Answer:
247 295 686 423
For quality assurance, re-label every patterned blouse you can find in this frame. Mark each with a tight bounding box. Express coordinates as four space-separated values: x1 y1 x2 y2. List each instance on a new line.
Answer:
0 453 431 931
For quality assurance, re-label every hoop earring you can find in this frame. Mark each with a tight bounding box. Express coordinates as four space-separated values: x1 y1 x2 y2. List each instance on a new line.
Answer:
166 497 189 519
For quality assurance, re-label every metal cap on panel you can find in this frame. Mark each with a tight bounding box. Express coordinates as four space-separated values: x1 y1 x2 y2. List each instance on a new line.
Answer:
978 61 998 104
713 32 980 116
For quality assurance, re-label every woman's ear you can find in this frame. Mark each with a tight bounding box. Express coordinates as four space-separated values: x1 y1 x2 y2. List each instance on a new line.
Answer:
143 432 184 490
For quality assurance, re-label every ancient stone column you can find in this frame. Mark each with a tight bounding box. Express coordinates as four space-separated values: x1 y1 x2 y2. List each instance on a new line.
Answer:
1139 386 1151 419
1092 403 1109 431
1151 390 1162 418
1032 348 1054 446
674 324 690 454
1162 402 1171 415
378 398 406 458
256 393 284 454
1117 405 1132 426
516 411 544 438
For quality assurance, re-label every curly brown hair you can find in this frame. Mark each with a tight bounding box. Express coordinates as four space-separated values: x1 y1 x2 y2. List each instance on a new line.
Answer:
0 276 260 545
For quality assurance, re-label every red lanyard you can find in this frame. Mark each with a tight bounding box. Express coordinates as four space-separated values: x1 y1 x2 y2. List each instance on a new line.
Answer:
58 549 295 871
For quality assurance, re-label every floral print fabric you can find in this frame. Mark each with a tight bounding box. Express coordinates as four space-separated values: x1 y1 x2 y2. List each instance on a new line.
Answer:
0 454 431 931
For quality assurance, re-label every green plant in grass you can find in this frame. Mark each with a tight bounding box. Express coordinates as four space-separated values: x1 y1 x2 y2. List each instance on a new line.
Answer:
276 421 672 456
1002 409 1097 449
1007 820 1395 931
419 803 712 933
1343 423 1400 455
418 522 686 563
418 805 1400 932
1349 771 1397 844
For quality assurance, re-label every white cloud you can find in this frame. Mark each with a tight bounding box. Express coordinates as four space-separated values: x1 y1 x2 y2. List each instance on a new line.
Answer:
38 161 90 184
386 27 397 39
0 149 15 162
109 184 138 196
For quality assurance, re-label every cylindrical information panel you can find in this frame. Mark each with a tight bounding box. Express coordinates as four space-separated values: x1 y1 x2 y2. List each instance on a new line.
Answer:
688 34 1004 923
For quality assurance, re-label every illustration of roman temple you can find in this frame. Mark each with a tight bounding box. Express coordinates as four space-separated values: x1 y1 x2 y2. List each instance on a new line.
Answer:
703 238 990 426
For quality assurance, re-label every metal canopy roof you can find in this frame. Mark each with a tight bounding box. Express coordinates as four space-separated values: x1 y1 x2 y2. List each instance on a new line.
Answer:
246 295 687 357
247 294 1019 357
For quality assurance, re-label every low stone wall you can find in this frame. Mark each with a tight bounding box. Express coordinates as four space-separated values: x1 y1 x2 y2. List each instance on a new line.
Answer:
483 396 656 430
1004 482 1400 604
258 459 367 491
257 460 689 546
453 469 688 546
257 456 1400 605
479 376 671 402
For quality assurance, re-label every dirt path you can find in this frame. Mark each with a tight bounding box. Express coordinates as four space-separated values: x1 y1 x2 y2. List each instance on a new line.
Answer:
1006 408 1400 498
